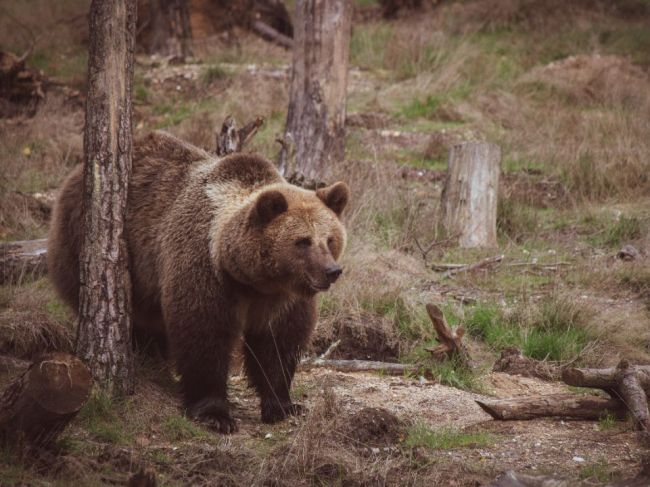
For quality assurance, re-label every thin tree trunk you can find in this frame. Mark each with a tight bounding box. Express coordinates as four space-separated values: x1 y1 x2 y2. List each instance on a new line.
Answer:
77 0 136 396
278 0 352 180
149 0 193 59
441 141 501 248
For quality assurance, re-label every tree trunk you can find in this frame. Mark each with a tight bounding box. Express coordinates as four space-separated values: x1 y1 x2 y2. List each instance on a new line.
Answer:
149 0 193 59
476 393 626 421
278 0 352 180
441 141 501 248
0 352 92 447
77 0 136 396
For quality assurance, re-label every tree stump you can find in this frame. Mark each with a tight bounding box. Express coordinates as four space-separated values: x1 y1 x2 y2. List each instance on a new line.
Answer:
441 141 501 248
0 352 92 447
77 0 137 396
278 0 353 180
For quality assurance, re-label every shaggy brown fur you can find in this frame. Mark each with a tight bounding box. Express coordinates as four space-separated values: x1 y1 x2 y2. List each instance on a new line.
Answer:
48 131 349 433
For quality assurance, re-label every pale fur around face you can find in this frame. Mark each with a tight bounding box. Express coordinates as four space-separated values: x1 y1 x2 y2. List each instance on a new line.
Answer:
199 160 348 298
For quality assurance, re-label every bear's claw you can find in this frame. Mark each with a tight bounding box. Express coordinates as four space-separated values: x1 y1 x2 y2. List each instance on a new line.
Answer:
188 398 238 434
261 401 306 423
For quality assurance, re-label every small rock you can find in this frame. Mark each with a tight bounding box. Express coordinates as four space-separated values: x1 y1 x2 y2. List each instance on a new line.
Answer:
573 456 585 463
617 244 640 261
264 433 273 439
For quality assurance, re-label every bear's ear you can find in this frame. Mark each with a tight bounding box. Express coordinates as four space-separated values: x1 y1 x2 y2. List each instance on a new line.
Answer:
254 189 288 225
316 182 350 217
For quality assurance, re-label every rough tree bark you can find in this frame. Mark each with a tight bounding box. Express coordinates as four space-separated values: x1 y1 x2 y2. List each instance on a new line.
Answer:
0 352 92 447
149 0 193 59
77 0 136 396
476 393 626 421
278 0 352 180
441 141 501 248
563 361 650 431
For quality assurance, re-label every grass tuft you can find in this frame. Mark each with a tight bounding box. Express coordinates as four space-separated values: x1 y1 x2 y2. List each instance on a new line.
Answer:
403 423 494 450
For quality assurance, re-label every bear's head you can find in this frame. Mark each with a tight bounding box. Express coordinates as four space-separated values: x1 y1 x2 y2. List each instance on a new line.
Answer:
220 181 350 296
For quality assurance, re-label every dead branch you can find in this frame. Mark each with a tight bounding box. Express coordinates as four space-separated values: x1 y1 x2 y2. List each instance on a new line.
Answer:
424 303 470 366
215 115 265 156
300 358 415 376
251 20 293 49
476 393 626 421
432 254 504 278
562 360 650 431
413 234 457 262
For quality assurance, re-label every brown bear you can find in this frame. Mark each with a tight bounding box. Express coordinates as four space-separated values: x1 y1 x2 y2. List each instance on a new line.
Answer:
48 131 349 433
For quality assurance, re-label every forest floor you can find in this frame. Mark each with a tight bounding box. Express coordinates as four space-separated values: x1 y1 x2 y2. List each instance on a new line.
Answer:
2 0 650 485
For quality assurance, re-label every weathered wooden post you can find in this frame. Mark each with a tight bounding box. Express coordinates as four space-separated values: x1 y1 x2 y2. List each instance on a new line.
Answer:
441 141 501 248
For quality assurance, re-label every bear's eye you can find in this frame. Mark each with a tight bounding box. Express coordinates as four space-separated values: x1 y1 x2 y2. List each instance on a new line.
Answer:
295 237 312 248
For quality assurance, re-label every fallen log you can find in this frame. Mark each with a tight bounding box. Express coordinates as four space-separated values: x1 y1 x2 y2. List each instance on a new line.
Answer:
424 303 470 366
0 352 93 447
0 238 48 285
476 393 626 421
562 360 650 431
300 358 415 376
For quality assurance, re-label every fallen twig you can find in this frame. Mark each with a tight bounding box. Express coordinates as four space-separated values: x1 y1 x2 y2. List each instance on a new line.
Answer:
433 254 504 278
300 358 415 376
413 234 458 262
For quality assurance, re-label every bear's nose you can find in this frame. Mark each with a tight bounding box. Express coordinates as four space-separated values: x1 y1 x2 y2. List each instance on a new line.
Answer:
325 264 343 283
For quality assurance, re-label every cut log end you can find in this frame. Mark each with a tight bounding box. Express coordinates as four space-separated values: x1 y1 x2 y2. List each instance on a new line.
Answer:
0 352 92 447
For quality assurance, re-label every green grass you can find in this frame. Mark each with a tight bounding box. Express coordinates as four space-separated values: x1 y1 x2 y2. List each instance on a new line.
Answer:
585 214 645 248
497 198 539 243
79 392 132 445
464 297 594 362
579 459 614 482
598 412 618 431
403 423 494 450
202 65 229 84
163 415 208 442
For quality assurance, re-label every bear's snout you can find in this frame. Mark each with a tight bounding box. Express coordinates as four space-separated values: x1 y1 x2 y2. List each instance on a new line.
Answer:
325 264 343 284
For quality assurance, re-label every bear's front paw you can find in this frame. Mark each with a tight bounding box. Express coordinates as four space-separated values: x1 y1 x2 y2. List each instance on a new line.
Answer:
188 398 238 434
261 401 306 423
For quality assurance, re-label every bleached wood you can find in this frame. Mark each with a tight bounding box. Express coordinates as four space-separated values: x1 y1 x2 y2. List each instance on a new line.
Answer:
441 141 501 248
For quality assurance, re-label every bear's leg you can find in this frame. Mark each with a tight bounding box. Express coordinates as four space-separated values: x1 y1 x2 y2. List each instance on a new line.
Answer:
244 299 316 423
169 310 240 434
